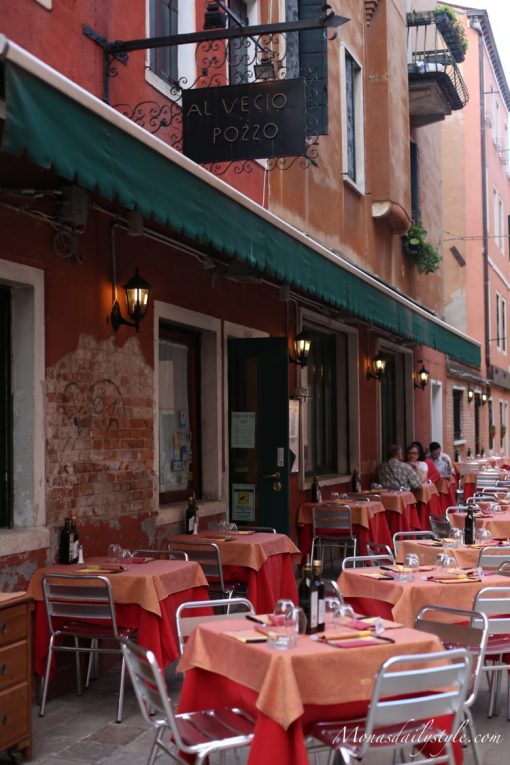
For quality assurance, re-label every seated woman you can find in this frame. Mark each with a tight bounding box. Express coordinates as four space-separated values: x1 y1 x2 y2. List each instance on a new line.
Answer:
412 440 441 483
406 443 429 483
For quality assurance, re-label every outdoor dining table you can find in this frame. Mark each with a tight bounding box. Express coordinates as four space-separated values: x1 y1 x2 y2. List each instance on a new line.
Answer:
377 490 421 534
26 557 209 672
412 482 441 528
339 566 510 627
177 616 451 765
436 476 457 512
450 509 510 540
296 500 393 558
396 538 492 568
167 531 300 613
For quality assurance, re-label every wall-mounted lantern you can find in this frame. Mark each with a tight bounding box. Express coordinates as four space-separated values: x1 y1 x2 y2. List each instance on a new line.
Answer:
290 330 312 367
367 352 386 381
111 268 151 333
414 361 430 390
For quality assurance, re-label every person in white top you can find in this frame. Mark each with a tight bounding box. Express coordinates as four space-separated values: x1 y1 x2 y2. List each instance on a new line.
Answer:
428 441 453 477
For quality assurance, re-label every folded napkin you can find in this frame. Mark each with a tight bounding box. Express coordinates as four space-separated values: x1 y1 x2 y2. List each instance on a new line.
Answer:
204 535 234 542
417 540 443 547
360 572 394 580
129 556 153 564
427 575 480 583
358 616 404 629
319 629 373 641
330 637 383 648
75 565 124 574
223 629 269 643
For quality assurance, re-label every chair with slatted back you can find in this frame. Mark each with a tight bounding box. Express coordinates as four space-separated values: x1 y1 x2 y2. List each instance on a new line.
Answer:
414 605 489 765
131 548 189 561
308 648 471 765
175 597 255 656
40 573 137 722
428 513 452 539
121 639 255 765
342 554 394 570
477 546 510 570
168 540 240 601
311 505 357 570
366 541 395 560
473 586 510 718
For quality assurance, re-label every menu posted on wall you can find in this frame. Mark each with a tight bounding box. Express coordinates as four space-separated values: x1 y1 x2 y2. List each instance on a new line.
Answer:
232 484 255 522
231 412 256 449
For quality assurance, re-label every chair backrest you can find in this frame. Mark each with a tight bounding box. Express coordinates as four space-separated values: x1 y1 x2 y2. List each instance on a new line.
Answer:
360 649 471 760
168 541 226 591
366 541 395 560
477 546 510 569
392 530 435 555
428 514 451 538
120 639 184 746
312 505 353 535
498 561 510 576
414 605 489 708
42 573 118 637
473 587 510 636
132 548 189 561
175 597 255 655
342 554 394 570
323 578 344 603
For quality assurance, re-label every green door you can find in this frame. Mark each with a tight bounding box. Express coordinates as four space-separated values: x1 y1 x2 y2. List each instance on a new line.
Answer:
228 337 290 534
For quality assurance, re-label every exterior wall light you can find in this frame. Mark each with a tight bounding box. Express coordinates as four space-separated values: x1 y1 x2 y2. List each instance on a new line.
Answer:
414 361 430 390
481 390 488 405
111 268 151 332
467 387 474 403
367 352 387 381
290 330 312 367
203 2 227 29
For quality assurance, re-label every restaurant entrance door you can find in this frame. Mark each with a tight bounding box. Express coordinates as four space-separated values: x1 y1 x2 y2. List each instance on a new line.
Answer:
227 337 290 534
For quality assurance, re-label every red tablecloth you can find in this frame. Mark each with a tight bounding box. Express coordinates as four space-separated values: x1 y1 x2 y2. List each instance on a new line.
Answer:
223 553 298 613
297 512 392 557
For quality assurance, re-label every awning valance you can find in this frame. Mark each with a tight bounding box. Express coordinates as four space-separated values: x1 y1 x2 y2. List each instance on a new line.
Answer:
0 37 480 367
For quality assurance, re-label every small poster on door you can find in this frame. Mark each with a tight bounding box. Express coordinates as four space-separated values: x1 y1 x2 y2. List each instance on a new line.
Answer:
231 412 256 449
232 483 255 521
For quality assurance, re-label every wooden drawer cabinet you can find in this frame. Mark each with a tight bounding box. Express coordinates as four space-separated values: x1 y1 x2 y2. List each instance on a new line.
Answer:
0 594 32 760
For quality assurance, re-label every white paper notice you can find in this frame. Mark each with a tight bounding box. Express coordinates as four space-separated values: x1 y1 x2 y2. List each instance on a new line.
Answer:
231 412 256 449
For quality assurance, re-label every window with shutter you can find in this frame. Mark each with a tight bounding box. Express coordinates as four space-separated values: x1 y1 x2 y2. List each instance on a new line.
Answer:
297 0 329 135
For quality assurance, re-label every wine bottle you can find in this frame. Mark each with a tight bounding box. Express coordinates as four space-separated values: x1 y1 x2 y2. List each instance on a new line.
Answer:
351 469 361 493
312 559 325 632
70 515 79 564
298 561 318 634
59 518 72 564
311 476 320 503
464 506 474 545
185 496 195 535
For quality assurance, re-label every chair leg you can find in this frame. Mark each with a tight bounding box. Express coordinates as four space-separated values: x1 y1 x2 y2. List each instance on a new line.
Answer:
116 655 127 723
86 638 98 688
39 636 55 717
464 709 482 765
74 637 83 697
147 728 166 765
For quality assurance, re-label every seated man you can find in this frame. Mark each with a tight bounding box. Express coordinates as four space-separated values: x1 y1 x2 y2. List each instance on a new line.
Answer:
378 444 422 490
428 441 453 477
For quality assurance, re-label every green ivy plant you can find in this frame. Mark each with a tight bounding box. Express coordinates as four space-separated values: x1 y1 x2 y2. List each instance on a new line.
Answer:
435 4 468 54
402 221 442 274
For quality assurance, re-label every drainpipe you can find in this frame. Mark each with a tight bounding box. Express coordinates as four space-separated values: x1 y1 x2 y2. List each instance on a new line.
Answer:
471 16 491 377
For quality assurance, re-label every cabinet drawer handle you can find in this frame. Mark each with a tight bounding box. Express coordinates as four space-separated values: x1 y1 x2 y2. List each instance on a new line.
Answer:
1 713 7 726
0 664 6 676
0 623 6 636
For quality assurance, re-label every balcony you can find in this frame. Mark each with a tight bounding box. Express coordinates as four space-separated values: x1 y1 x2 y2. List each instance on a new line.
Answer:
407 11 469 127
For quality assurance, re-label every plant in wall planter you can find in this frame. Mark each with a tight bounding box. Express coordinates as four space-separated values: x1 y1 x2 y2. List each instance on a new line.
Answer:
489 424 497 439
402 221 442 274
501 425 507 439
434 4 468 63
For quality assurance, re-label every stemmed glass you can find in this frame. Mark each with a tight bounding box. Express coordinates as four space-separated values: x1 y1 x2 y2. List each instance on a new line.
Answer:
107 544 122 563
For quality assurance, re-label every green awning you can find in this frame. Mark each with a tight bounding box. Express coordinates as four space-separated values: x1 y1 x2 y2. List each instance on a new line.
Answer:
0 46 480 367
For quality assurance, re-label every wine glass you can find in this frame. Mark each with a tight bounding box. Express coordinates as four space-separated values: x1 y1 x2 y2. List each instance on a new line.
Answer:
121 548 133 564
324 597 342 628
107 543 122 563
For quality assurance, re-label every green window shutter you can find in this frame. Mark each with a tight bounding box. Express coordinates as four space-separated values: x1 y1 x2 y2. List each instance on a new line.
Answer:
299 0 329 135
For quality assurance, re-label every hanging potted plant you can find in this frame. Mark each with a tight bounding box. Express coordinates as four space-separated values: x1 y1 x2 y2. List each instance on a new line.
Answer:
501 425 507 439
402 221 442 274
434 4 468 63
489 424 497 439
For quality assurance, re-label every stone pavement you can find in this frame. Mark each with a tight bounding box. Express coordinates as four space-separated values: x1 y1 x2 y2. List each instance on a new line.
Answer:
2 664 508 765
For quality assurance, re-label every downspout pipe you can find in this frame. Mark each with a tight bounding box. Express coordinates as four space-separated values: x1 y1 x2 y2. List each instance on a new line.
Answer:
471 16 491 376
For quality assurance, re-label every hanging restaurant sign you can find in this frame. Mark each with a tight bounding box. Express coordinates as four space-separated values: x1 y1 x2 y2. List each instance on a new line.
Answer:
182 78 306 164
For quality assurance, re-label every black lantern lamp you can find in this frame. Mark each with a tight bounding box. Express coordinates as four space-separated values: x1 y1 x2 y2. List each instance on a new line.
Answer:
414 361 430 390
203 1 227 29
467 387 474 403
481 390 488 405
111 268 151 332
290 330 312 367
367 352 386 381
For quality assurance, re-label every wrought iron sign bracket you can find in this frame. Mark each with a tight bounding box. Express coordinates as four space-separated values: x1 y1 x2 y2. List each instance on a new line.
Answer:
82 7 349 104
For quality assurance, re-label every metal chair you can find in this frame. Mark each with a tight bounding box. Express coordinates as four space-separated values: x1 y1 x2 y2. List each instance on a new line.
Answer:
311 505 357 569
132 548 189 561
477 546 510 570
323 578 344 604
40 573 137 722
428 513 452 538
308 649 471 765
168 540 241 600
473 586 510 718
392 530 435 557
121 639 255 765
366 540 395 560
414 605 489 765
342 554 394 570
175 597 255 656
